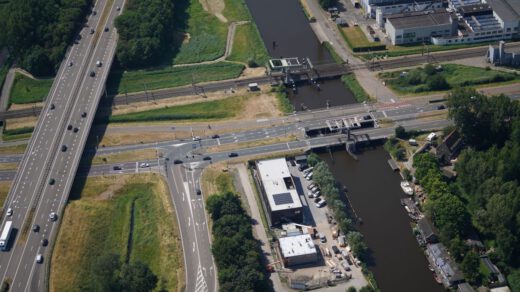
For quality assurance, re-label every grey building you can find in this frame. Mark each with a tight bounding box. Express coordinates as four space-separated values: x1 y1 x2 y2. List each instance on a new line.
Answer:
385 10 457 44
426 243 465 287
279 234 318 266
487 41 520 67
417 218 438 243
436 130 464 165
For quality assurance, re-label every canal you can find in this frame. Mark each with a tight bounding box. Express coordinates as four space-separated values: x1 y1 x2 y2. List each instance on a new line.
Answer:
245 0 356 110
319 148 443 292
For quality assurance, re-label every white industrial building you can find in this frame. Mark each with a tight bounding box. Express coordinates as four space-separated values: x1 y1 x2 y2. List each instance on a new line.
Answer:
279 234 318 266
375 0 520 45
256 158 303 226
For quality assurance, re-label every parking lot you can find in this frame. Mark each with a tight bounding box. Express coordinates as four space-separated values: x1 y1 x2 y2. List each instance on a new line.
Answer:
285 160 368 290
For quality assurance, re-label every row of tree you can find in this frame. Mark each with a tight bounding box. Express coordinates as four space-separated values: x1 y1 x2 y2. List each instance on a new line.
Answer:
80 253 158 291
114 0 175 68
0 0 92 76
307 153 368 260
206 192 268 292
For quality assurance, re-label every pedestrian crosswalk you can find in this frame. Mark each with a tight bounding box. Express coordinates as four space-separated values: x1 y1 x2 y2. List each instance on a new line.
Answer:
195 265 208 292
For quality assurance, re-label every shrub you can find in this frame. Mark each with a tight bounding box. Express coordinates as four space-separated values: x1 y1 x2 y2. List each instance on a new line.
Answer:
247 58 258 68
427 75 450 91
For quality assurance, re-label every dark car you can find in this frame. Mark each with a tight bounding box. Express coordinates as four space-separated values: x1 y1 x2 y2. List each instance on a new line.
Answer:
89 71 95 77
50 103 55 110
298 164 308 171
113 166 122 170
92 10 96 15
32 224 40 232
81 112 87 118
331 245 340 254
196 189 202 195
173 159 183 164
104 27 109 32
90 28 95 34
67 124 73 131
41 239 48 247
49 178 55 185
203 156 211 161
437 105 446 110
314 197 322 203
73 127 79 133
290 160 296 166
228 152 238 157
61 145 67 152
211 134 220 139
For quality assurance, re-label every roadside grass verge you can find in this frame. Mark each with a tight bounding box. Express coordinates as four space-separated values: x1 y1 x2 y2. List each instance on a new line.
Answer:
171 0 227 64
274 85 294 113
201 163 237 199
341 74 370 102
0 163 18 171
205 135 297 153
50 174 184 292
9 73 52 105
106 62 244 95
228 23 270 66
0 144 27 155
109 94 246 123
85 149 158 165
0 181 11 207
323 42 343 64
2 126 34 141
379 64 520 94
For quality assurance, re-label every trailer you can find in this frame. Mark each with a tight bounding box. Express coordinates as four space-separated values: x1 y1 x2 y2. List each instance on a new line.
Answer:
0 221 13 251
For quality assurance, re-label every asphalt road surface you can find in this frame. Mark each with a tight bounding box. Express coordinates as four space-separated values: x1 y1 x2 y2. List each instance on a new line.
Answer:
0 0 123 290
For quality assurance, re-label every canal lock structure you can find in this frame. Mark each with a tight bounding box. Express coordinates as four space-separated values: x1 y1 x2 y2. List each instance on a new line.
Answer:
245 0 356 110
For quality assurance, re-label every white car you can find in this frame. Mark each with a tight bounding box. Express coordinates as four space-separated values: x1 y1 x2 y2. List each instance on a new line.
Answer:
49 212 57 222
36 254 43 264
6 208 13 217
315 198 326 208
305 172 313 180
310 186 319 193
303 167 313 175
139 163 150 168
192 136 201 141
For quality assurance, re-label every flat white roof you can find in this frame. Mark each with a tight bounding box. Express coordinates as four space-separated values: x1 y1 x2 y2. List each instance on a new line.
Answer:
257 158 302 212
279 234 317 258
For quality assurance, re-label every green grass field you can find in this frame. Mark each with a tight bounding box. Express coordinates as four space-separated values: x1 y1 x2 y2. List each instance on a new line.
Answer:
10 73 53 104
110 95 246 123
223 0 251 22
339 26 384 52
106 62 244 95
380 64 520 94
171 0 228 64
0 65 8 93
50 174 184 292
341 74 370 102
228 23 270 66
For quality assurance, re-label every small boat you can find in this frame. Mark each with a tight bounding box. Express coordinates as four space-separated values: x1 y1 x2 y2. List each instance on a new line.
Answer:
400 181 414 196
433 273 442 284
428 265 435 272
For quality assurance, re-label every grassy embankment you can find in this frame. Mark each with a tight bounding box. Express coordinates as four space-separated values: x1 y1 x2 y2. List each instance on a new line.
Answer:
0 144 26 155
339 26 385 52
109 94 246 123
9 73 52 105
0 181 11 207
50 174 184 292
341 74 370 102
379 64 520 94
2 126 34 141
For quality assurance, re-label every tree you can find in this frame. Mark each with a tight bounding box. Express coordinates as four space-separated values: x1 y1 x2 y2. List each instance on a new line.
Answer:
424 63 436 76
347 287 357 292
319 0 337 8
427 75 450 91
395 125 407 139
307 152 321 167
461 251 480 284
507 270 520 292
347 231 368 259
429 194 470 239
449 236 468 262
119 261 158 292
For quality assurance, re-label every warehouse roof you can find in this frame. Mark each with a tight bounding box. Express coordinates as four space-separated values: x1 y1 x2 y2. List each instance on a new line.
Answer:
257 158 302 212
488 0 520 22
387 10 453 29
279 234 317 258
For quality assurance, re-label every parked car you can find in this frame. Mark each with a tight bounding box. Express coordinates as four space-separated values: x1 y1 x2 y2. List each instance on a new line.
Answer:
319 233 327 243
298 164 308 171
312 190 321 198
315 198 326 208
331 245 340 254
303 167 313 175
305 172 313 180
307 183 316 190
310 186 319 193
313 197 322 203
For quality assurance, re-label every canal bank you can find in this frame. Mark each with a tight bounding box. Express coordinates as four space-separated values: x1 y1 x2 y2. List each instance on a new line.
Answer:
318 147 443 292
245 0 356 110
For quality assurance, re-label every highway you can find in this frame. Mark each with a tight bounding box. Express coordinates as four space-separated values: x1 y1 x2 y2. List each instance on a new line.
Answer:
1 41 518 121
0 0 123 290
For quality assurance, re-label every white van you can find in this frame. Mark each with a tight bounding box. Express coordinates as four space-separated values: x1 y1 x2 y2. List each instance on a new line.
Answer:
248 83 259 91
426 132 437 142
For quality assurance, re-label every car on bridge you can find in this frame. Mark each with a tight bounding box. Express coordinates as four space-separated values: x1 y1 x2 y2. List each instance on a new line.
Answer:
228 152 238 157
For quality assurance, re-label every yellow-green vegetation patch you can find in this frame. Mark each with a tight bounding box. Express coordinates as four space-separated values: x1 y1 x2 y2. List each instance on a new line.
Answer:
9 73 52 105
109 94 247 123
0 181 11 207
172 0 228 64
223 0 251 21
51 174 184 292
379 64 520 94
228 23 270 66
0 143 27 155
2 126 34 141
339 26 385 52
106 62 244 95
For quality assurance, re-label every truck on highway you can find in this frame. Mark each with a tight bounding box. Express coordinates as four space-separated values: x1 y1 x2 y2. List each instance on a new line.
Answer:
0 221 13 251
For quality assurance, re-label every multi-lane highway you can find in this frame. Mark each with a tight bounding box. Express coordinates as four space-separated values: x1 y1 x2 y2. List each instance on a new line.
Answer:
0 0 123 290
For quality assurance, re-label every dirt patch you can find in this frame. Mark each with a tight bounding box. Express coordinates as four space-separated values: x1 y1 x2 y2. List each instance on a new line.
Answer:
239 67 266 79
96 175 128 200
199 0 227 23
90 149 158 165
238 92 282 119
4 116 38 130
8 102 44 111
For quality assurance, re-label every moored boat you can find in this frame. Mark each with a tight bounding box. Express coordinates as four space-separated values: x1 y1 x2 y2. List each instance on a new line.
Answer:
400 181 414 196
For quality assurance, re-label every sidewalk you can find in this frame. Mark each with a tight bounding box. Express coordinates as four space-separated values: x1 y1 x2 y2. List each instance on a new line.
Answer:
235 164 286 292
